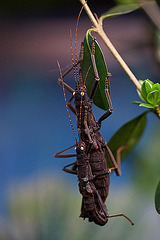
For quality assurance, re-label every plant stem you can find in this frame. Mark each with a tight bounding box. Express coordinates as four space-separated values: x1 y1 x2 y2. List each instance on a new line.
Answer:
97 27 141 92
79 0 141 92
155 106 160 119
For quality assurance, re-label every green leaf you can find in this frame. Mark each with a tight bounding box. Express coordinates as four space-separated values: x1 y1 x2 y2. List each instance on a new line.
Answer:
105 112 147 166
136 80 146 101
139 103 154 109
137 89 146 102
132 100 144 105
132 101 153 109
155 179 160 214
80 30 109 110
100 3 140 23
147 90 160 107
146 79 154 86
141 80 153 99
134 80 160 110
152 83 160 92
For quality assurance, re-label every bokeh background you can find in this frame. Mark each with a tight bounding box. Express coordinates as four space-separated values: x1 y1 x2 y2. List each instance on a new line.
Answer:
0 0 160 239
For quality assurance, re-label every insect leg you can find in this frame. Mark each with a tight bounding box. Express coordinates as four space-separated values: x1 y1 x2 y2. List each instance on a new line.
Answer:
54 144 77 158
93 186 109 216
105 143 128 177
88 39 113 122
58 77 77 114
105 143 121 176
89 38 100 99
60 59 83 80
98 76 113 124
59 41 84 81
108 213 134 225
84 106 93 144
54 144 78 175
116 145 128 174
58 78 75 94
63 162 77 175
68 95 77 115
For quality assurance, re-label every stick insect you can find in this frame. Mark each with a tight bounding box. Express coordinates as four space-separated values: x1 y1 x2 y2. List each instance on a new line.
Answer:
54 10 134 226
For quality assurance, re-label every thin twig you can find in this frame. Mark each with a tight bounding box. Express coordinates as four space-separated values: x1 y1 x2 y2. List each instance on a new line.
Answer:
79 0 141 92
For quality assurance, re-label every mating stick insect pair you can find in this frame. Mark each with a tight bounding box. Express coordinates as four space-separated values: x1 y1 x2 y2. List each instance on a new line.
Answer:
55 23 134 226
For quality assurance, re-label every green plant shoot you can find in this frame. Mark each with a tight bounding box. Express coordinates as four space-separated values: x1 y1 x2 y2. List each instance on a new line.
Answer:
133 79 160 118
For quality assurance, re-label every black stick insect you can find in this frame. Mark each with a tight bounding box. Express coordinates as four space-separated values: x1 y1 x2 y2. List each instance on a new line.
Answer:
54 8 134 226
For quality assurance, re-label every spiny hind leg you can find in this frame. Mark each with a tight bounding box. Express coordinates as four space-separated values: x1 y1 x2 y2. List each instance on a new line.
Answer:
105 143 128 177
88 38 113 122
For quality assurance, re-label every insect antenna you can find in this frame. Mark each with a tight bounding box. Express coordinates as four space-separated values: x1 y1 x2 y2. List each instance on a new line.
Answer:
78 65 91 131
57 60 77 143
74 5 86 131
70 29 78 87
70 5 84 88
75 5 84 67
79 70 83 126
84 65 91 86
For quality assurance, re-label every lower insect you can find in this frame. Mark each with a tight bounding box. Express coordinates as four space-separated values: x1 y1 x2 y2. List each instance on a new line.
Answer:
55 140 134 226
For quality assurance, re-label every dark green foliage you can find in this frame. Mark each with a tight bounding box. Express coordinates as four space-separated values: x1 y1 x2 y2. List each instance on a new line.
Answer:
105 112 147 166
155 179 160 214
80 31 110 110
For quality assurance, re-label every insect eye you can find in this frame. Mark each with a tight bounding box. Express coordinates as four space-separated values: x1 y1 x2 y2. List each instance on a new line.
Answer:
73 92 75 96
80 146 84 151
81 92 84 96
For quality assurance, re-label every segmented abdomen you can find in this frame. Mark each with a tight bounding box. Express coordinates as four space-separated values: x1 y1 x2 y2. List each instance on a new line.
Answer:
89 149 110 203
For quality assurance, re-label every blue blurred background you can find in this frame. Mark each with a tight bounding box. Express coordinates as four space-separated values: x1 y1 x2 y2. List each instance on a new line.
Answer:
0 0 160 239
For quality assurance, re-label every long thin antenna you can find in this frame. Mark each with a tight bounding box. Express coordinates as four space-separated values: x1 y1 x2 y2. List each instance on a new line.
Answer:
74 5 85 86
57 60 77 143
70 29 78 86
75 5 84 65
84 65 91 86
